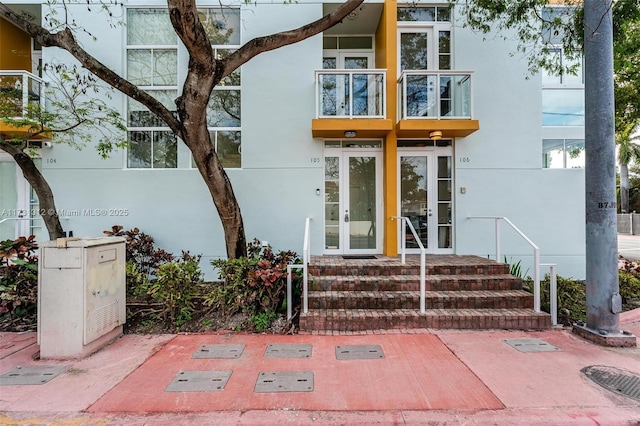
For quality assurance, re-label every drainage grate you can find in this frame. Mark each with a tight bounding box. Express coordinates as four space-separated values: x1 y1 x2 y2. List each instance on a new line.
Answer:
581 365 640 401
254 371 314 393
165 370 232 392
264 344 312 359
335 345 385 360
0 365 71 386
503 338 561 353
192 344 245 359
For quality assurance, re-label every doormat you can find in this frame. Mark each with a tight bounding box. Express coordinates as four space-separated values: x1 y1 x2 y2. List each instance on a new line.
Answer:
342 255 377 260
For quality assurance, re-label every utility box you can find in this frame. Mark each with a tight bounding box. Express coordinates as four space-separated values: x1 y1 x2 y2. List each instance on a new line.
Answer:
38 237 126 359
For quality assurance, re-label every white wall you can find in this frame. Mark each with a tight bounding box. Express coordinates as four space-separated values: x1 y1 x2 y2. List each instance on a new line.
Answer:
452 22 586 278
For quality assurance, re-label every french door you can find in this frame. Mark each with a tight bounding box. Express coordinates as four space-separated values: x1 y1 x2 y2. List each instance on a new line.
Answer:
321 52 375 117
398 149 453 253
324 147 383 254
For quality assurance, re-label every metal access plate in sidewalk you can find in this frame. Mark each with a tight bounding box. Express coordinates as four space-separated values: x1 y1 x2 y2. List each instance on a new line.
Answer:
165 370 232 392
254 371 314 393
582 365 640 401
335 345 385 360
503 338 561 353
264 343 312 359
0 365 71 385
192 344 245 359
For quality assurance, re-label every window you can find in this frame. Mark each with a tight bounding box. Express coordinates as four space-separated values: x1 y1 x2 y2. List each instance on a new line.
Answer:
542 139 585 168
126 9 178 169
126 7 241 169
541 7 584 127
542 47 584 126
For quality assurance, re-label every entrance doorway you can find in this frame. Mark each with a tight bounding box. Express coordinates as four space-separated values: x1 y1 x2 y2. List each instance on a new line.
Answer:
324 141 383 254
398 141 453 253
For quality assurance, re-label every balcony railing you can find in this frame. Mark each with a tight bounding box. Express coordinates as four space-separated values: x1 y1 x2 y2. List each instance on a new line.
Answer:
0 71 45 119
315 69 386 119
398 70 473 120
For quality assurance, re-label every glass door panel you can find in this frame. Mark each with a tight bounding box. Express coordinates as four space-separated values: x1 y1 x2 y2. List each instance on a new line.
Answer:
398 150 453 253
324 156 340 250
437 156 452 249
324 148 382 253
399 155 429 248
347 155 377 250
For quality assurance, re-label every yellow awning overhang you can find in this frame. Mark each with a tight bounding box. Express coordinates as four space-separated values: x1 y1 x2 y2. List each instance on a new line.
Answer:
0 121 52 140
312 118 393 139
396 119 480 139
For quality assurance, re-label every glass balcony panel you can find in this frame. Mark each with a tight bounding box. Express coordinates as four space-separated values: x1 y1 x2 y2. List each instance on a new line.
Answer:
0 72 45 119
316 70 385 118
399 72 472 119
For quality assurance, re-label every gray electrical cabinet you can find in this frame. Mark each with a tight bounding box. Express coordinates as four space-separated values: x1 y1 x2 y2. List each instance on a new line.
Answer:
38 237 126 359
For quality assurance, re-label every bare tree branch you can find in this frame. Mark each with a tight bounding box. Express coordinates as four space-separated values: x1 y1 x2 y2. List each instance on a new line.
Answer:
0 2 182 136
222 0 365 79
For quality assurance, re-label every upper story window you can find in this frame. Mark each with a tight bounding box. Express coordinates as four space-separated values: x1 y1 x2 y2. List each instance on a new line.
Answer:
125 7 242 169
397 6 452 71
542 47 584 127
540 6 584 127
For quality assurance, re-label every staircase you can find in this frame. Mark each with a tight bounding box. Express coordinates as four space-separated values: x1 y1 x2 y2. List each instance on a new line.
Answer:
298 255 551 332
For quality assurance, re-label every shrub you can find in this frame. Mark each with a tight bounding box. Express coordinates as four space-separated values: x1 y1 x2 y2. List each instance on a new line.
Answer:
104 225 174 278
149 254 203 327
0 236 39 330
524 274 587 325
208 239 301 318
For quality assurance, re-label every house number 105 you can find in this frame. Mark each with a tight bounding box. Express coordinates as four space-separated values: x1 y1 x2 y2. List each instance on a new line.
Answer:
459 157 470 163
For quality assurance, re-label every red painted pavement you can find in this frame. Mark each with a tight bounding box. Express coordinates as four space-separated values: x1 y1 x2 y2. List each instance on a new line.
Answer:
88 333 503 413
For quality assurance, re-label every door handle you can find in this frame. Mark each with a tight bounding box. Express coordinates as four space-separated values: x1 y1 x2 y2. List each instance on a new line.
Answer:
344 211 350 222
428 209 433 217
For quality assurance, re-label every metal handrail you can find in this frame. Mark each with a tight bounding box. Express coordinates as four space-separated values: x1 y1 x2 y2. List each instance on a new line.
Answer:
540 263 558 326
391 216 426 313
467 216 542 313
287 217 311 320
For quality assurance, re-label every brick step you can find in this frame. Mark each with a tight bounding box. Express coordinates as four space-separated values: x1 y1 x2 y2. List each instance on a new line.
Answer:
308 263 510 278
307 290 534 310
299 308 551 331
311 274 523 292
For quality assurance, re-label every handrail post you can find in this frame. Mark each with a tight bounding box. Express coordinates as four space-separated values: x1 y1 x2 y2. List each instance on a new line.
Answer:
549 264 557 325
495 218 501 261
400 218 406 264
287 269 292 320
22 73 28 117
533 247 540 312
420 249 426 313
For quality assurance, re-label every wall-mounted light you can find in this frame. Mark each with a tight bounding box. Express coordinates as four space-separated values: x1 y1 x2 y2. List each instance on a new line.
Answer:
344 130 357 138
316 188 321 196
429 131 442 141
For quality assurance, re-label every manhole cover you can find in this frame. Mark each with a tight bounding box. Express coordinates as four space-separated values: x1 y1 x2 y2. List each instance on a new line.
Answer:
165 370 232 392
0 365 71 386
254 371 314 393
192 344 245 359
335 345 385 360
264 344 312 358
581 365 640 401
503 338 561 353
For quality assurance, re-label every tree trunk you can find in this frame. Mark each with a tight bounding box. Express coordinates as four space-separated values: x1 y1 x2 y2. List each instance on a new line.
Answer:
620 161 629 213
0 141 64 240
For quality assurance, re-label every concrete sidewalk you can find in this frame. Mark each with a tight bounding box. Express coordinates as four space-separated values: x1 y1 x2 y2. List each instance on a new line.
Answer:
1 311 639 425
